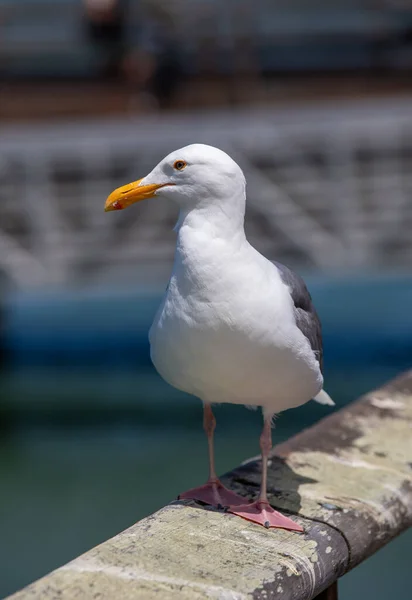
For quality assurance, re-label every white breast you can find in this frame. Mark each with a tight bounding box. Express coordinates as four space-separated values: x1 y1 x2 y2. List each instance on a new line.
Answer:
149 228 322 414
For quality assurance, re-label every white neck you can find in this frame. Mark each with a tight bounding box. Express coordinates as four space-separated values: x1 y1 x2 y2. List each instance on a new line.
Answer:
175 185 246 239
171 193 248 294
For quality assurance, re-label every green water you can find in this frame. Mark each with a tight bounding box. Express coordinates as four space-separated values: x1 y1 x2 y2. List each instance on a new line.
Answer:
1 367 411 598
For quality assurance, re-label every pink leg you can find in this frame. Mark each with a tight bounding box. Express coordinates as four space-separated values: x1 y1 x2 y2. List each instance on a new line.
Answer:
178 403 246 507
228 415 303 531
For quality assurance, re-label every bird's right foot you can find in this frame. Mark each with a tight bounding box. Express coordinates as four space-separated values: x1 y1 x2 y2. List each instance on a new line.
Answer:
178 478 246 508
228 499 303 531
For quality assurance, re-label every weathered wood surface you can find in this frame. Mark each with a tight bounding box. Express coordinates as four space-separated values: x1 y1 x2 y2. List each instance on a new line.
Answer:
8 371 412 600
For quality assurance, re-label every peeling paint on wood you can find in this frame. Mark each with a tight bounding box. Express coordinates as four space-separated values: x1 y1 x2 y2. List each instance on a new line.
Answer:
7 371 412 599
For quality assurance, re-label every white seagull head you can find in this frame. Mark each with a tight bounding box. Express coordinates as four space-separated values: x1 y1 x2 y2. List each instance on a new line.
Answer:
105 144 246 214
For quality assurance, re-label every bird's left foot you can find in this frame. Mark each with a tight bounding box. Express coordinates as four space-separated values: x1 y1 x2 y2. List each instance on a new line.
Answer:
178 478 246 508
228 500 303 531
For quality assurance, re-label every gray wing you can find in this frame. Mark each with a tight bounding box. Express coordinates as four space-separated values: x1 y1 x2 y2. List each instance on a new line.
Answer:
274 261 323 373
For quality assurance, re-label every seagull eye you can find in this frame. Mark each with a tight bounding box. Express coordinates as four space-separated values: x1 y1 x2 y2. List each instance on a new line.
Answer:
173 160 187 171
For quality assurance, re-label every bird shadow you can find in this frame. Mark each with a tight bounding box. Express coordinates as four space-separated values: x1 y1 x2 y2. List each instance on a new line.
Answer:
224 455 316 516
171 455 316 519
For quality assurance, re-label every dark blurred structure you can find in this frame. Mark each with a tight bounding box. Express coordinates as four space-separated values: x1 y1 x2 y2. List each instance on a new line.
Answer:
84 0 127 78
0 0 412 118
2 0 412 77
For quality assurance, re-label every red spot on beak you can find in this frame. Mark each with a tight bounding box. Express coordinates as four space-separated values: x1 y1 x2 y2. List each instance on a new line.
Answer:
113 200 122 210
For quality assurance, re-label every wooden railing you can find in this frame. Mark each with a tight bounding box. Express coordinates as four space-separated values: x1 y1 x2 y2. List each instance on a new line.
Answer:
7 371 412 599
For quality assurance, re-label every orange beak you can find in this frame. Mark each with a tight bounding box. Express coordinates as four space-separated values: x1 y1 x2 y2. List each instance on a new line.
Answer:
105 179 170 212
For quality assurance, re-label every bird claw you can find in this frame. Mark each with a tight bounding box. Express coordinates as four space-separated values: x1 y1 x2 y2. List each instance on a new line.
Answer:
178 479 246 508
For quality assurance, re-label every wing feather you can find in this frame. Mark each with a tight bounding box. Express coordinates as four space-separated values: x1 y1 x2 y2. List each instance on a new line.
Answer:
274 261 323 374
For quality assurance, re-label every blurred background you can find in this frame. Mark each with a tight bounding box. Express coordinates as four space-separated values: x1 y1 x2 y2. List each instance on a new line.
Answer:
1 0 412 597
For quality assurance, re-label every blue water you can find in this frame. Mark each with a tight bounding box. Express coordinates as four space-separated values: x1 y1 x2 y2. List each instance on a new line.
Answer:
4 274 412 371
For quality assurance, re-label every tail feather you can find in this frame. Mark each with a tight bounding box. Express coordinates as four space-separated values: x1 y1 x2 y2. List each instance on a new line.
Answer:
313 389 335 406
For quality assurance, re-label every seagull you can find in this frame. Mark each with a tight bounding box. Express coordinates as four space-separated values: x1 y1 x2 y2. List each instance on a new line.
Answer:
105 144 334 531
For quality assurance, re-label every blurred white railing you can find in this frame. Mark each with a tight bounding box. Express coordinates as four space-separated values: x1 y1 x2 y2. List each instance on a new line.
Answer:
1 97 412 289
